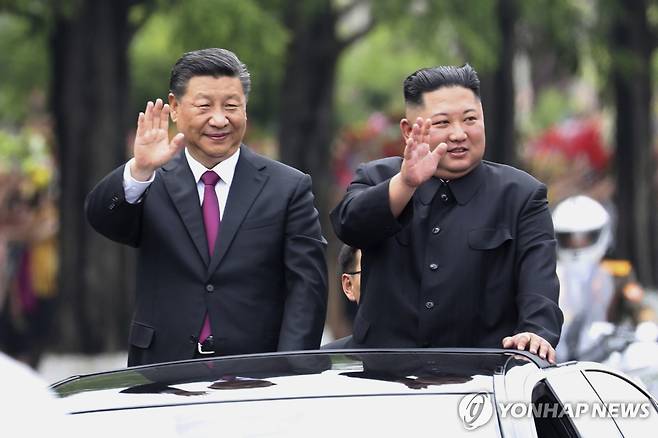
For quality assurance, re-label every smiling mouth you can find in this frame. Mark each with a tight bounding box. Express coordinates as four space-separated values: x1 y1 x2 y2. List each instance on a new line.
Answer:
205 132 230 141
448 147 468 153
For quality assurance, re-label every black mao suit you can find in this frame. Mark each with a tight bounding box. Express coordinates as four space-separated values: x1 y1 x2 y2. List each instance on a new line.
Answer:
330 158 563 349
86 145 327 366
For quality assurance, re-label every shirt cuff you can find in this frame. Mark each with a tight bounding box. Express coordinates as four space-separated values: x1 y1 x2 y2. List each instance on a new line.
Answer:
123 158 155 204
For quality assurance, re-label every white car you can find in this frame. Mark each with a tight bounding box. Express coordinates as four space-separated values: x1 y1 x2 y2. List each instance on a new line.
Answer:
52 348 658 437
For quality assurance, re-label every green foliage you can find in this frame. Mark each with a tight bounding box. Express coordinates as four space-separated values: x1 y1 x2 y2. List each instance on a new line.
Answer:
129 0 288 129
335 0 501 124
0 13 48 126
0 128 53 188
129 13 179 110
528 88 577 133
336 25 457 124
518 0 585 59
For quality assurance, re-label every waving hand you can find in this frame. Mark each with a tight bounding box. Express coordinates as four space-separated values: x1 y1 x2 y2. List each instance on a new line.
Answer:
131 98 186 181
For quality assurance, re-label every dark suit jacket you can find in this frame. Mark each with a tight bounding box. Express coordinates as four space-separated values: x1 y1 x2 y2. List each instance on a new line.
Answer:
86 145 327 366
330 159 563 349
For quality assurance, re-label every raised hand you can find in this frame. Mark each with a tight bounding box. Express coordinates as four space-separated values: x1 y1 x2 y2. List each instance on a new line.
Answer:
131 98 186 181
400 117 447 188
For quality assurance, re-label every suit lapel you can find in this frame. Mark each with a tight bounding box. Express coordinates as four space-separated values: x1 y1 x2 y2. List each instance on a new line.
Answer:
207 146 268 276
161 152 210 266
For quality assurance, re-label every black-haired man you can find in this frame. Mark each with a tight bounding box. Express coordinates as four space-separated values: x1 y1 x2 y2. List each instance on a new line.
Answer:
331 64 562 363
322 244 362 349
87 48 327 366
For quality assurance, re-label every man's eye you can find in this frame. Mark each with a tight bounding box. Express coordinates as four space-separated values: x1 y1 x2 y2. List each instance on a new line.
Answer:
197 104 210 108
465 116 477 122
433 120 448 126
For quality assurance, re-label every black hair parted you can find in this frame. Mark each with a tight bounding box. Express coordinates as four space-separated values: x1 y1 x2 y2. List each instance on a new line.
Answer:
403 64 480 106
169 48 251 99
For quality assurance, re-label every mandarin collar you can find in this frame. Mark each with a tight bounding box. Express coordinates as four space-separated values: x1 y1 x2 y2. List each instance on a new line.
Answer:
416 161 485 206
448 161 485 205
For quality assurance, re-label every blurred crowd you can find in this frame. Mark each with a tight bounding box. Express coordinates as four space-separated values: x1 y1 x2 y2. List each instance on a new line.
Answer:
0 127 58 368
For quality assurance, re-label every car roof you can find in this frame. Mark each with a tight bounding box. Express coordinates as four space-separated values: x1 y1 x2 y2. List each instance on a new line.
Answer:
52 348 546 414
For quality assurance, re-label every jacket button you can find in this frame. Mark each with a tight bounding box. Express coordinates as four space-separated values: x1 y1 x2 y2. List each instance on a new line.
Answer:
425 301 435 309
440 193 449 202
432 226 441 235
205 284 214 292
429 263 438 271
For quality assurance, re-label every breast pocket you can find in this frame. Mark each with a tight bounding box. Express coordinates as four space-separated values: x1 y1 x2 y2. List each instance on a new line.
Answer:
467 227 514 291
468 227 513 250
241 216 285 231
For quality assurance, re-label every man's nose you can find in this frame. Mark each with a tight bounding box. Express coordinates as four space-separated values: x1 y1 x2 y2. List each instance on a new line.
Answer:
449 123 467 141
208 111 228 127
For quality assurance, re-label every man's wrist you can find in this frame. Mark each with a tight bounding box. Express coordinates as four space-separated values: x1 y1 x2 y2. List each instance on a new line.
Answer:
395 172 419 192
130 160 156 182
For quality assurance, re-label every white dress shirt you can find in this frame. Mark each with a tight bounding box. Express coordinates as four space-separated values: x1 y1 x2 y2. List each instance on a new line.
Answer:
122 148 240 220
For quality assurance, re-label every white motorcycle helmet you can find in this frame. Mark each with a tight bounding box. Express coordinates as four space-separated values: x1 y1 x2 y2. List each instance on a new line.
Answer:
552 195 611 265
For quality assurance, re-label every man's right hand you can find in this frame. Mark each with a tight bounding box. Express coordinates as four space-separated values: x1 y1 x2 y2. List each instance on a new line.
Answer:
400 117 447 188
389 117 447 217
130 98 186 181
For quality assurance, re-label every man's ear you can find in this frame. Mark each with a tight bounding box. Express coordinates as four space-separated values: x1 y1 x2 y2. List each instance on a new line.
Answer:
341 273 357 302
400 118 412 141
168 93 178 123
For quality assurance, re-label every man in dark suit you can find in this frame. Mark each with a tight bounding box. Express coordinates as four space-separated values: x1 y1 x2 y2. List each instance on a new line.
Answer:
330 64 563 363
86 48 327 366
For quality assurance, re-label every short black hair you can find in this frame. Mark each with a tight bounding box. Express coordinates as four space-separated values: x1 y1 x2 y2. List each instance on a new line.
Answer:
169 48 251 99
338 244 359 275
403 64 480 106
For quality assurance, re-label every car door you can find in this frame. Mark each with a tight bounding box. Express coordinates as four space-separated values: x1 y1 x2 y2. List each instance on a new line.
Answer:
582 369 658 437
537 366 620 438
539 363 658 437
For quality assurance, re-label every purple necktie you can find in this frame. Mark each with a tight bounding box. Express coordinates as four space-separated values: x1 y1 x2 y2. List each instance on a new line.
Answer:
199 170 221 343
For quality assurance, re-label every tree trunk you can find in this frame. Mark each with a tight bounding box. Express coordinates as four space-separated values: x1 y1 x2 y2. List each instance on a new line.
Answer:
610 0 657 286
50 0 137 353
277 1 354 338
482 0 517 166
278 2 340 221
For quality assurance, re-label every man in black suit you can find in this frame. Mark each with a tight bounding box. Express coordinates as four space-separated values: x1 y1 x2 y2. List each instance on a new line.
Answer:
86 48 327 366
330 64 563 363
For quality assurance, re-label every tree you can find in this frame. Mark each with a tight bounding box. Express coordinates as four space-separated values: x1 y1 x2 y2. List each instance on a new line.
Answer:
275 1 373 219
50 0 157 352
605 0 658 286
481 0 518 166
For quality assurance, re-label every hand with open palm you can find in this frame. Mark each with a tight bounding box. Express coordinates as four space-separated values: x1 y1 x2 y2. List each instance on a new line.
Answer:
131 98 186 181
400 117 447 188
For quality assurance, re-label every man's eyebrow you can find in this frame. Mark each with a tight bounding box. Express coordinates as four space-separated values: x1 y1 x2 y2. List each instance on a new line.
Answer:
430 108 478 117
191 92 243 101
